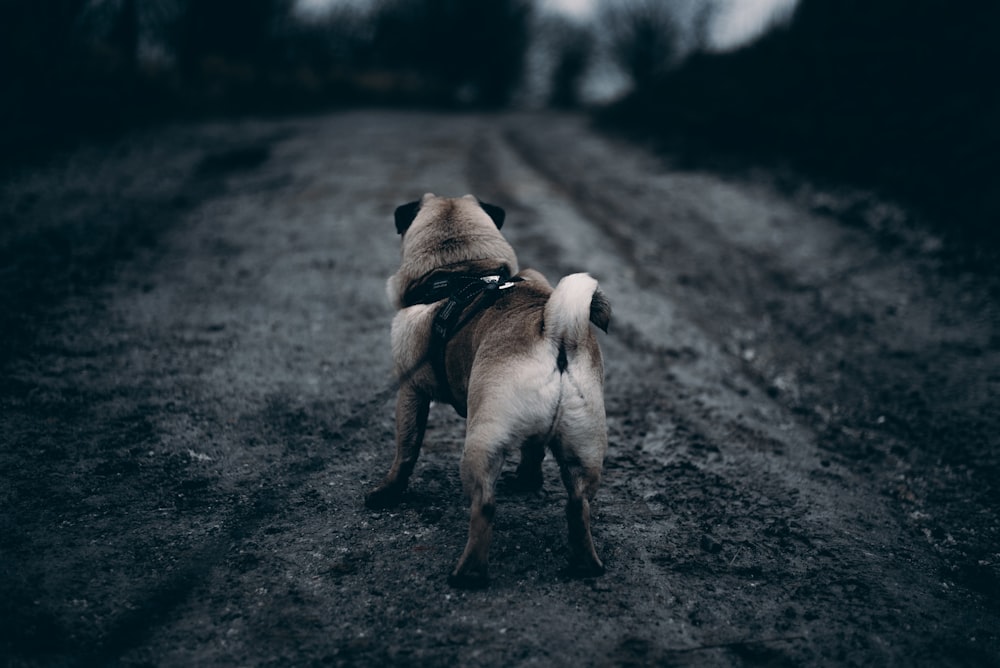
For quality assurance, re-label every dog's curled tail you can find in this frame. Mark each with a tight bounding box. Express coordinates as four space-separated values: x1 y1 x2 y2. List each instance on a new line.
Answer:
544 273 611 366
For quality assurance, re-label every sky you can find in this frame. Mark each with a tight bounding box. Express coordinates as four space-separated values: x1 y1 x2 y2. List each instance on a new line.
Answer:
295 0 799 51
707 0 798 50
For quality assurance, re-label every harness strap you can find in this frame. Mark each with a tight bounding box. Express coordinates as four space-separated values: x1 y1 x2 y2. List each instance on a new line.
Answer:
427 271 520 405
403 265 507 307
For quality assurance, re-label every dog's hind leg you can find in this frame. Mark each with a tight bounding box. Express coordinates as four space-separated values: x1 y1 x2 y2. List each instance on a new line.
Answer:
365 383 430 509
448 424 508 589
551 430 606 577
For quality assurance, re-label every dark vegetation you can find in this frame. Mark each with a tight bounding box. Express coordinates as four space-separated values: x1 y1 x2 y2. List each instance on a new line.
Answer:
0 0 533 163
4 0 995 247
544 19 592 110
600 0 1000 248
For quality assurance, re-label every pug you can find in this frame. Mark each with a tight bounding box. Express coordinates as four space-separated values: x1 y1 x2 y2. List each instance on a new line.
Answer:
365 193 611 588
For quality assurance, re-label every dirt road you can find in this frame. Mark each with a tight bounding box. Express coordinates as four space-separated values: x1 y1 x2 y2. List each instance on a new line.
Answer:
2 111 998 666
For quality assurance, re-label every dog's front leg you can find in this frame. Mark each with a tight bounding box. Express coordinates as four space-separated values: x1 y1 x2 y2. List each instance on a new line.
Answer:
364 383 429 509
513 436 546 492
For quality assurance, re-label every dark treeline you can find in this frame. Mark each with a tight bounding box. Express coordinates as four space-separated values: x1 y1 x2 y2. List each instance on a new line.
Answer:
0 0 534 161
5 0 996 245
601 0 1000 245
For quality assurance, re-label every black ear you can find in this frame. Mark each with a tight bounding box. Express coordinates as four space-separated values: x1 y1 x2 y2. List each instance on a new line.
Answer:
394 200 421 235
479 202 505 229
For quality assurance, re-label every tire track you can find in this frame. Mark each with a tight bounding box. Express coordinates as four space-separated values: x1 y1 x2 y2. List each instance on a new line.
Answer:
44 387 398 664
464 116 998 661
7 111 997 667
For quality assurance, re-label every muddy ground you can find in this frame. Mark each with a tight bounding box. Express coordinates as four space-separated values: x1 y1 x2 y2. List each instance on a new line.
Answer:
1 111 998 667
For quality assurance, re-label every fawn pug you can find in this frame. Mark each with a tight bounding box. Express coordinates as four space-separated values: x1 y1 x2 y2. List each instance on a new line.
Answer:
365 193 610 588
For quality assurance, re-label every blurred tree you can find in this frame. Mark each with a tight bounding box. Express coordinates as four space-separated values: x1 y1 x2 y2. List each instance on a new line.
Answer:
600 0 683 90
173 0 295 78
0 0 90 155
603 0 1000 243
292 5 376 69
779 0 1000 230
547 19 594 109
372 0 533 107
0 0 543 159
108 0 139 75
0 0 89 95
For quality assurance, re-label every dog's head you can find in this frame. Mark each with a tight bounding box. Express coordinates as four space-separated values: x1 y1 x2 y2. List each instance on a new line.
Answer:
387 193 519 308
395 194 506 236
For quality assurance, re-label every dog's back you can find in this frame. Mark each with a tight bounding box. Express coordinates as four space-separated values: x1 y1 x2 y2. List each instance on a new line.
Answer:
453 271 608 444
372 193 610 587
452 270 609 584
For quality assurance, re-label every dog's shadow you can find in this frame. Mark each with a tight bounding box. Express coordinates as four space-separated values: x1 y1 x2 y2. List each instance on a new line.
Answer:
372 458 605 584
415 466 577 532
396 466 551 509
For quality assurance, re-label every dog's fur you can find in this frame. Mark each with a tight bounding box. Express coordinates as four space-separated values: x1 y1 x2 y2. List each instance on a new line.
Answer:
365 193 611 588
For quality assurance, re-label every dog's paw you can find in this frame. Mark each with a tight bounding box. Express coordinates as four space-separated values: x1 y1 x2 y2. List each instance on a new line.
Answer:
364 484 404 509
447 569 490 590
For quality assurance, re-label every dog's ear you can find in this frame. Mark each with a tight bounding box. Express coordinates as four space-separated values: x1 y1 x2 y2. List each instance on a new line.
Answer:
479 202 506 229
394 200 421 235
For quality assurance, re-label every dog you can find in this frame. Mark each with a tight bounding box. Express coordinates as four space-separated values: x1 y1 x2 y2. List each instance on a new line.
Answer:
365 193 611 588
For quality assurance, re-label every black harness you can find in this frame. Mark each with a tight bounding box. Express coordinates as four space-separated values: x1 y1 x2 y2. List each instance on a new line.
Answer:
402 267 521 405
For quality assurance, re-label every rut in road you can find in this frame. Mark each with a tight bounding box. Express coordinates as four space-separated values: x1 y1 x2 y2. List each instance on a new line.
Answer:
462 117 978 639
